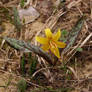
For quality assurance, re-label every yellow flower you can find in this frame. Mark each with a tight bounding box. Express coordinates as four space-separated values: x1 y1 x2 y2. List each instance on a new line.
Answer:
36 28 66 58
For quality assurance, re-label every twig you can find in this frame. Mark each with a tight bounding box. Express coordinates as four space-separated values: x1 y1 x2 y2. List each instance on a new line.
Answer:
4 0 18 7
67 0 82 9
31 67 51 79
79 33 92 47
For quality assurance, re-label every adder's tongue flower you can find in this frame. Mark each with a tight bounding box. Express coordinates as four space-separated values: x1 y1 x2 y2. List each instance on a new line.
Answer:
36 28 66 58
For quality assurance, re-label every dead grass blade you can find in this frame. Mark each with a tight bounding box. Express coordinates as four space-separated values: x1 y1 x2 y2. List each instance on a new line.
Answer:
67 66 79 80
79 32 92 47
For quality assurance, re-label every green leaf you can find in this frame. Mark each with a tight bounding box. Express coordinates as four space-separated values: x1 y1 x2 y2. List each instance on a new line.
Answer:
76 47 83 52
17 79 27 92
27 53 37 76
60 30 68 42
4 37 31 52
62 17 84 54
20 0 25 8
29 57 37 76
13 7 22 31
61 30 68 36
20 54 26 75
4 37 53 65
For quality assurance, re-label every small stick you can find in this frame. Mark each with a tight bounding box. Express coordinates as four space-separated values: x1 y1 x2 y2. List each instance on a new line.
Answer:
79 33 92 47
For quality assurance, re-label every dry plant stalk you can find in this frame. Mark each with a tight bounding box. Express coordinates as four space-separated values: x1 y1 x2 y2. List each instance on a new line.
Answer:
79 33 92 47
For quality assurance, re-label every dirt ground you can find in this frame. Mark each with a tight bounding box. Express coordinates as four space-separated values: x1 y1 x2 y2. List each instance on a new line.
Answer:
0 0 92 92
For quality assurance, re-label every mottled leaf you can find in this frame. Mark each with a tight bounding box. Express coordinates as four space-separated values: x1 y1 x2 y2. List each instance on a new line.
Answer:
4 37 30 52
62 17 84 54
4 37 53 65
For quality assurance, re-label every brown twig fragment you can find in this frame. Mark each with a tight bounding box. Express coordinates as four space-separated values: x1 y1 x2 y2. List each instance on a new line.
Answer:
79 33 92 47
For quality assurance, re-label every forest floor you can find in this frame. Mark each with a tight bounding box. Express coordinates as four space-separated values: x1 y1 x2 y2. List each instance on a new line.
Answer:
0 0 92 92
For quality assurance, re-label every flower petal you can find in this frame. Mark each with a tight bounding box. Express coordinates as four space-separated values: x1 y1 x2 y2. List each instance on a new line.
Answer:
56 41 66 48
36 36 48 44
41 45 49 51
50 47 60 58
45 28 52 38
53 29 61 41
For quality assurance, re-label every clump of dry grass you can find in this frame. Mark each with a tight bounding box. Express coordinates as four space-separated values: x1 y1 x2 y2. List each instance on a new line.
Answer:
0 0 92 92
